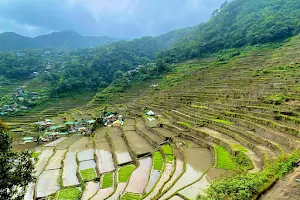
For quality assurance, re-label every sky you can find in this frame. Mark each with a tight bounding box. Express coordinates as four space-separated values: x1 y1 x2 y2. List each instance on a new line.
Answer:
0 0 224 38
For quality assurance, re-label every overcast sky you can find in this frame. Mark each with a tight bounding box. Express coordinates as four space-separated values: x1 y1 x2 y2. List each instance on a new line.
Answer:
0 0 224 38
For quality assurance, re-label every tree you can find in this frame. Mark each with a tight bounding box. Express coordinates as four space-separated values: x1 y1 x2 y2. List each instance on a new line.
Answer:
0 119 34 200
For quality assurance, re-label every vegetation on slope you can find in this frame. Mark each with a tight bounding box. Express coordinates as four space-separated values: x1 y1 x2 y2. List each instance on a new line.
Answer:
102 173 114 188
215 145 237 170
159 0 300 63
118 165 136 182
57 187 81 200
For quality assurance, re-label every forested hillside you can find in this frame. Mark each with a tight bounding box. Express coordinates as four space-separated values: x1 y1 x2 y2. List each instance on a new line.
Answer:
158 0 300 63
0 30 125 51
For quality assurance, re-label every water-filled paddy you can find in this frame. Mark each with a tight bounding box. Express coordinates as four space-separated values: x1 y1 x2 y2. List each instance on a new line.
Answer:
125 157 152 194
81 182 99 200
124 130 153 155
46 149 67 170
36 169 60 198
160 148 212 199
109 128 132 164
136 118 164 144
34 148 54 177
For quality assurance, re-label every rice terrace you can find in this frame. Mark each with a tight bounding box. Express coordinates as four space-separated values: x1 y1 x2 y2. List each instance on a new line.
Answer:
1 0 300 200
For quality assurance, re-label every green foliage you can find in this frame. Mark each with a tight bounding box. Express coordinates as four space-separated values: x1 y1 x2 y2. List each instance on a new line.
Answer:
166 155 174 163
264 94 290 105
198 152 300 200
0 120 34 199
161 145 173 155
121 192 141 200
118 165 136 183
177 122 191 127
234 151 254 172
191 105 207 109
153 152 163 170
102 173 113 188
159 0 300 63
57 187 81 200
211 119 234 125
80 168 97 181
215 145 237 170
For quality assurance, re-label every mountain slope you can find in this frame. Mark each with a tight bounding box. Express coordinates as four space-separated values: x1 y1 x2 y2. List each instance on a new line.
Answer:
0 30 126 51
159 0 300 63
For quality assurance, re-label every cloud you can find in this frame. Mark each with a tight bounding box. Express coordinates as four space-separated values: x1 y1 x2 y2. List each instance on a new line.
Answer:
0 0 224 37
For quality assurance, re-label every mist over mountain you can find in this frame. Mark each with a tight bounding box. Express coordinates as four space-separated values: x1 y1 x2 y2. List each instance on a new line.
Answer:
0 30 126 51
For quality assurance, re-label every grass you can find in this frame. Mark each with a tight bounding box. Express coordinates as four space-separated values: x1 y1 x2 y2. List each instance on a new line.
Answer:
232 144 248 153
215 145 237 170
118 164 136 182
31 151 40 158
57 187 81 200
102 173 113 188
166 155 174 163
121 192 141 200
80 168 97 181
177 121 191 127
191 105 207 109
211 118 234 125
153 152 163 170
161 144 173 155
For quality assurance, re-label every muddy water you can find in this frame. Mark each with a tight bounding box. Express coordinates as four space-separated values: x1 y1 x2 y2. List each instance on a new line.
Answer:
34 148 54 177
145 169 161 193
78 149 94 161
44 137 67 147
91 187 114 200
109 128 132 164
81 182 99 200
162 150 184 192
62 137 92 187
124 130 153 155
125 157 152 194
46 149 67 170
36 169 60 198
79 160 96 170
160 148 212 199
153 128 177 138
57 135 82 150
145 163 174 200
106 183 127 200
96 149 115 174
174 137 200 148
136 118 164 144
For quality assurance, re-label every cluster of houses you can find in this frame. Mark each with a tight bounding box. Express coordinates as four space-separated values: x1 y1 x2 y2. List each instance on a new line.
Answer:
0 87 43 116
103 111 124 127
22 118 97 144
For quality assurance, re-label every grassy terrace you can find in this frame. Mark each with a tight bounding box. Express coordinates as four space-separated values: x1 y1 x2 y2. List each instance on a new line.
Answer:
118 164 136 182
215 145 237 170
152 152 163 170
57 188 81 200
80 168 97 181
121 192 141 200
102 173 114 188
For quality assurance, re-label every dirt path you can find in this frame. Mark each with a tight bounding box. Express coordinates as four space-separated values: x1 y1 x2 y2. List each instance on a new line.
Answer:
260 166 300 200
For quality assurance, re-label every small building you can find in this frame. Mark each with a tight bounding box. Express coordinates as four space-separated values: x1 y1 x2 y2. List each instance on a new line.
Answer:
146 110 155 116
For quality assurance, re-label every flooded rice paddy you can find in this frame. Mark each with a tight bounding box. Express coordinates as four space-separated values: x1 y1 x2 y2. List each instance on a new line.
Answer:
78 149 94 161
36 169 60 198
96 149 115 174
160 148 212 199
91 187 114 200
125 157 152 194
44 137 67 147
62 152 79 186
153 127 177 138
79 160 96 170
109 128 132 164
124 130 153 155
34 148 54 177
106 183 127 200
145 169 161 193
81 182 99 200
45 149 67 170
136 118 164 144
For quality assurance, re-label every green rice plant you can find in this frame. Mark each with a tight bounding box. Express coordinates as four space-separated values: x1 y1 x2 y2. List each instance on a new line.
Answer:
232 144 248 153
166 155 174 163
161 145 173 155
31 151 40 158
177 121 191 127
191 105 207 109
80 168 97 181
102 173 113 188
211 119 234 125
57 187 81 200
121 192 141 200
215 145 237 170
153 152 163 170
118 164 136 182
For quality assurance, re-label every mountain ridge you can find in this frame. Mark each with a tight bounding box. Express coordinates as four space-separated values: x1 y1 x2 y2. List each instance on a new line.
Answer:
0 30 127 51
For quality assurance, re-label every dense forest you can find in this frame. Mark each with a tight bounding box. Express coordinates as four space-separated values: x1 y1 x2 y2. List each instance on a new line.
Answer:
158 0 300 63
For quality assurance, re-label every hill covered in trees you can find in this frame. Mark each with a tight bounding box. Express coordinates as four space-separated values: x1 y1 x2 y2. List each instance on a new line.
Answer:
158 0 300 63
0 30 125 51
